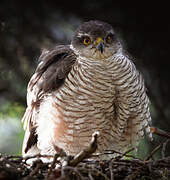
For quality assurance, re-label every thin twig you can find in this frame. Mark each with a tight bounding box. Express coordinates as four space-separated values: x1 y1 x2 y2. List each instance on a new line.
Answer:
151 127 170 139
109 158 115 180
88 172 94 180
161 139 169 158
61 166 84 180
47 154 60 177
90 168 110 180
78 167 110 180
92 147 136 159
120 147 135 158
23 154 53 163
145 143 162 161
29 160 43 176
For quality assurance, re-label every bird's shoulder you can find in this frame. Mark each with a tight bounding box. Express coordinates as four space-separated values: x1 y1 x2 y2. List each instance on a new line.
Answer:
28 45 76 98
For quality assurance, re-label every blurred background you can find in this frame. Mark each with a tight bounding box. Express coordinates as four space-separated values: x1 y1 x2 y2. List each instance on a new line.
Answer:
0 0 170 158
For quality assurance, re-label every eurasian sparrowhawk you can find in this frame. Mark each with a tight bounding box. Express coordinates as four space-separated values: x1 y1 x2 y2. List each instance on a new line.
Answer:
22 20 152 158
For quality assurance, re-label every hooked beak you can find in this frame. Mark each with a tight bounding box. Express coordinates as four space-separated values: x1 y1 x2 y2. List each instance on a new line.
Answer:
95 37 104 53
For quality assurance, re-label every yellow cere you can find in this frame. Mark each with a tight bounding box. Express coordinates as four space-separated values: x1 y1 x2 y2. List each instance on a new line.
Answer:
95 37 103 45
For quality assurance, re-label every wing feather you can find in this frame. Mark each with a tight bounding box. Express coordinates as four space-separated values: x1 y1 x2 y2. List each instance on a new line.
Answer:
22 45 76 154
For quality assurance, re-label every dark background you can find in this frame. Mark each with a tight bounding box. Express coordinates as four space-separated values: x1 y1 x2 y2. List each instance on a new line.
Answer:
0 0 170 157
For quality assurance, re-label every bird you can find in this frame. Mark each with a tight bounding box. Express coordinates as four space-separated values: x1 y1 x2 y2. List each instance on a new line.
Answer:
22 20 152 158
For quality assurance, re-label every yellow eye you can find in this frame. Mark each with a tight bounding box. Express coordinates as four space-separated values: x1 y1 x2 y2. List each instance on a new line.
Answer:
83 37 91 45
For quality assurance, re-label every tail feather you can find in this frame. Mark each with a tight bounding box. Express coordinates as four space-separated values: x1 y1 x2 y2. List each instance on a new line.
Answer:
22 107 33 131
21 106 38 155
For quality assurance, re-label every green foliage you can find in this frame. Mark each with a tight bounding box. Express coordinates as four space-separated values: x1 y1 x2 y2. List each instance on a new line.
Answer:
0 102 25 119
0 102 25 155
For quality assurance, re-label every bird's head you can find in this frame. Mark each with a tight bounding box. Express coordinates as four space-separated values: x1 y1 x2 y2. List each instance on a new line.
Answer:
71 20 122 60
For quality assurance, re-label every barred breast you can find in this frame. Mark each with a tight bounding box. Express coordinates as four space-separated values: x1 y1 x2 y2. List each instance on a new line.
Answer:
36 52 152 156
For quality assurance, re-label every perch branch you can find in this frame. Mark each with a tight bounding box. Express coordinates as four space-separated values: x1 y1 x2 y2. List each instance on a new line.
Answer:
151 127 170 139
69 131 99 166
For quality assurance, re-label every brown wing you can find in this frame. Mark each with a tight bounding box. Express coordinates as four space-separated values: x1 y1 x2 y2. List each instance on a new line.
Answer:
22 45 76 154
